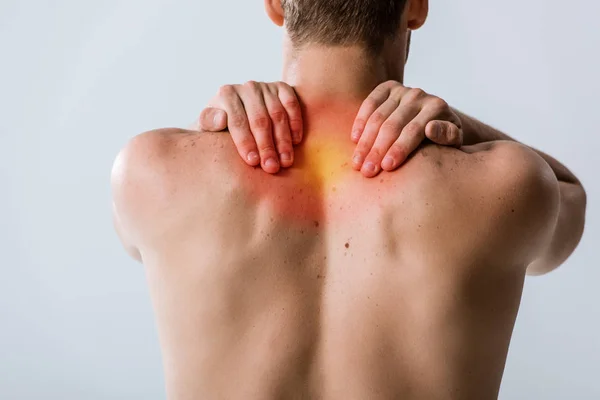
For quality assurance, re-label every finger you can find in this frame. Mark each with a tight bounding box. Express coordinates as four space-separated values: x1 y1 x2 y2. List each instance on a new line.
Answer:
361 104 422 176
425 120 463 148
217 85 261 167
262 84 294 168
353 99 418 171
238 81 280 174
276 83 304 145
351 82 395 143
198 107 227 132
353 98 399 171
382 114 429 171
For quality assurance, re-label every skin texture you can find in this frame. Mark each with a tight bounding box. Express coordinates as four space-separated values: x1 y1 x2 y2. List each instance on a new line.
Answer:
112 117 559 399
112 0 586 398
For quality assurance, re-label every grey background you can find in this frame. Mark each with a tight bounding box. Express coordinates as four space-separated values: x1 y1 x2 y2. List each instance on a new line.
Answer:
0 0 598 399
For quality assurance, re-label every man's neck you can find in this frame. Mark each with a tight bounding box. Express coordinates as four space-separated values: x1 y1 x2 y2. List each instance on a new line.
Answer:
282 42 403 108
280 42 404 180
281 41 404 150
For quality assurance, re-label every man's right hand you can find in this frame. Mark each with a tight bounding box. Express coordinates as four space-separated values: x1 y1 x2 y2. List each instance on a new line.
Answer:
198 81 304 174
350 81 463 176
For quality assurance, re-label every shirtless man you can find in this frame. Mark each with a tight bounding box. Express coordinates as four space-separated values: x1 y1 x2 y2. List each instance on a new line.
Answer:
111 0 587 399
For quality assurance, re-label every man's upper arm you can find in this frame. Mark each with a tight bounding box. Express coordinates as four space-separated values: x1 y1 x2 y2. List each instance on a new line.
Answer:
112 201 142 262
485 141 562 272
490 141 587 275
526 180 587 275
110 128 186 262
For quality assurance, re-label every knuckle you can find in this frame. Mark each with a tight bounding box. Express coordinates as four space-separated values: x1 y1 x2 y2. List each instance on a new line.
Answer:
403 122 422 137
264 83 279 94
380 121 401 135
429 97 449 112
282 98 300 112
239 137 257 151
258 144 277 154
355 144 371 155
407 88 426 101
446 127 457 143
391 83 407 94
276 139 294 152
390 88 404 101
370 111 386 125
251 114 271 130
277 134 293 145
354 118 367 131
382 80 398 89
389 144 407 160
198 107 211 121
288 116 303 127
276 81 292 91
269 109 287 124
363 97 379 110
244 80 259 89
230 114 248 129
218 84 235 96
368 147 385 159
289 119 303 135
449 126 463 143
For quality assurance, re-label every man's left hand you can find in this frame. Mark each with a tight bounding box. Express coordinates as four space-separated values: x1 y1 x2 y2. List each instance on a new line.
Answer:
198 80 463 177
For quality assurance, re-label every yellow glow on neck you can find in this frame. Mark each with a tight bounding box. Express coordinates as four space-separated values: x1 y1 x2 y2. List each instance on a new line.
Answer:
299 132 351 187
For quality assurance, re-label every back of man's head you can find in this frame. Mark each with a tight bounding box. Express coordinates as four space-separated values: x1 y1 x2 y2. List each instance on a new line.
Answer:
281 0 408 53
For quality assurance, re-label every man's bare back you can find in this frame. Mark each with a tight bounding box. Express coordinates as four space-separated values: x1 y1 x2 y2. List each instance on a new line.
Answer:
112 102 559 399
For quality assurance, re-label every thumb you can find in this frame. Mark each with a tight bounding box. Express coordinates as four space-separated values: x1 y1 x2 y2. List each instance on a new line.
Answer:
425 120 462 148
198 107 227 132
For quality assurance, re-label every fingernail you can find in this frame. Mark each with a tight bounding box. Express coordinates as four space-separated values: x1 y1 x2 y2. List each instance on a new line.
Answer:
363 162 377 174
382 156 395 170
351 130 361 141
353 154 363 165
265 157 279 169
213 110 226 127
247 152 259 163
293 132 302 143
281 152 292 162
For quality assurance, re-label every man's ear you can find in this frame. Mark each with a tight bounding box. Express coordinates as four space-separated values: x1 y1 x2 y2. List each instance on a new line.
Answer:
265 0 285 27
406 0 429 30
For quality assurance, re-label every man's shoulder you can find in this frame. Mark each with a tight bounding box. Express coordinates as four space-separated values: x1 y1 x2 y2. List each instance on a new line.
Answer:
461 140 559 212
402 141 559 267
112 127 235 191
477 141 560 262
112 128 204 200
111 128 237 243
413 140 557 202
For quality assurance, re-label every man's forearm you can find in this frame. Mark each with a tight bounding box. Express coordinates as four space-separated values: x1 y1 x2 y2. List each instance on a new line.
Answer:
454 108 587 274
455 109 581 185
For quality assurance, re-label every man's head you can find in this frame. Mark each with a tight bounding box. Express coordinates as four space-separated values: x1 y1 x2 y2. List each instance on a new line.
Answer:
265 0 428 57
